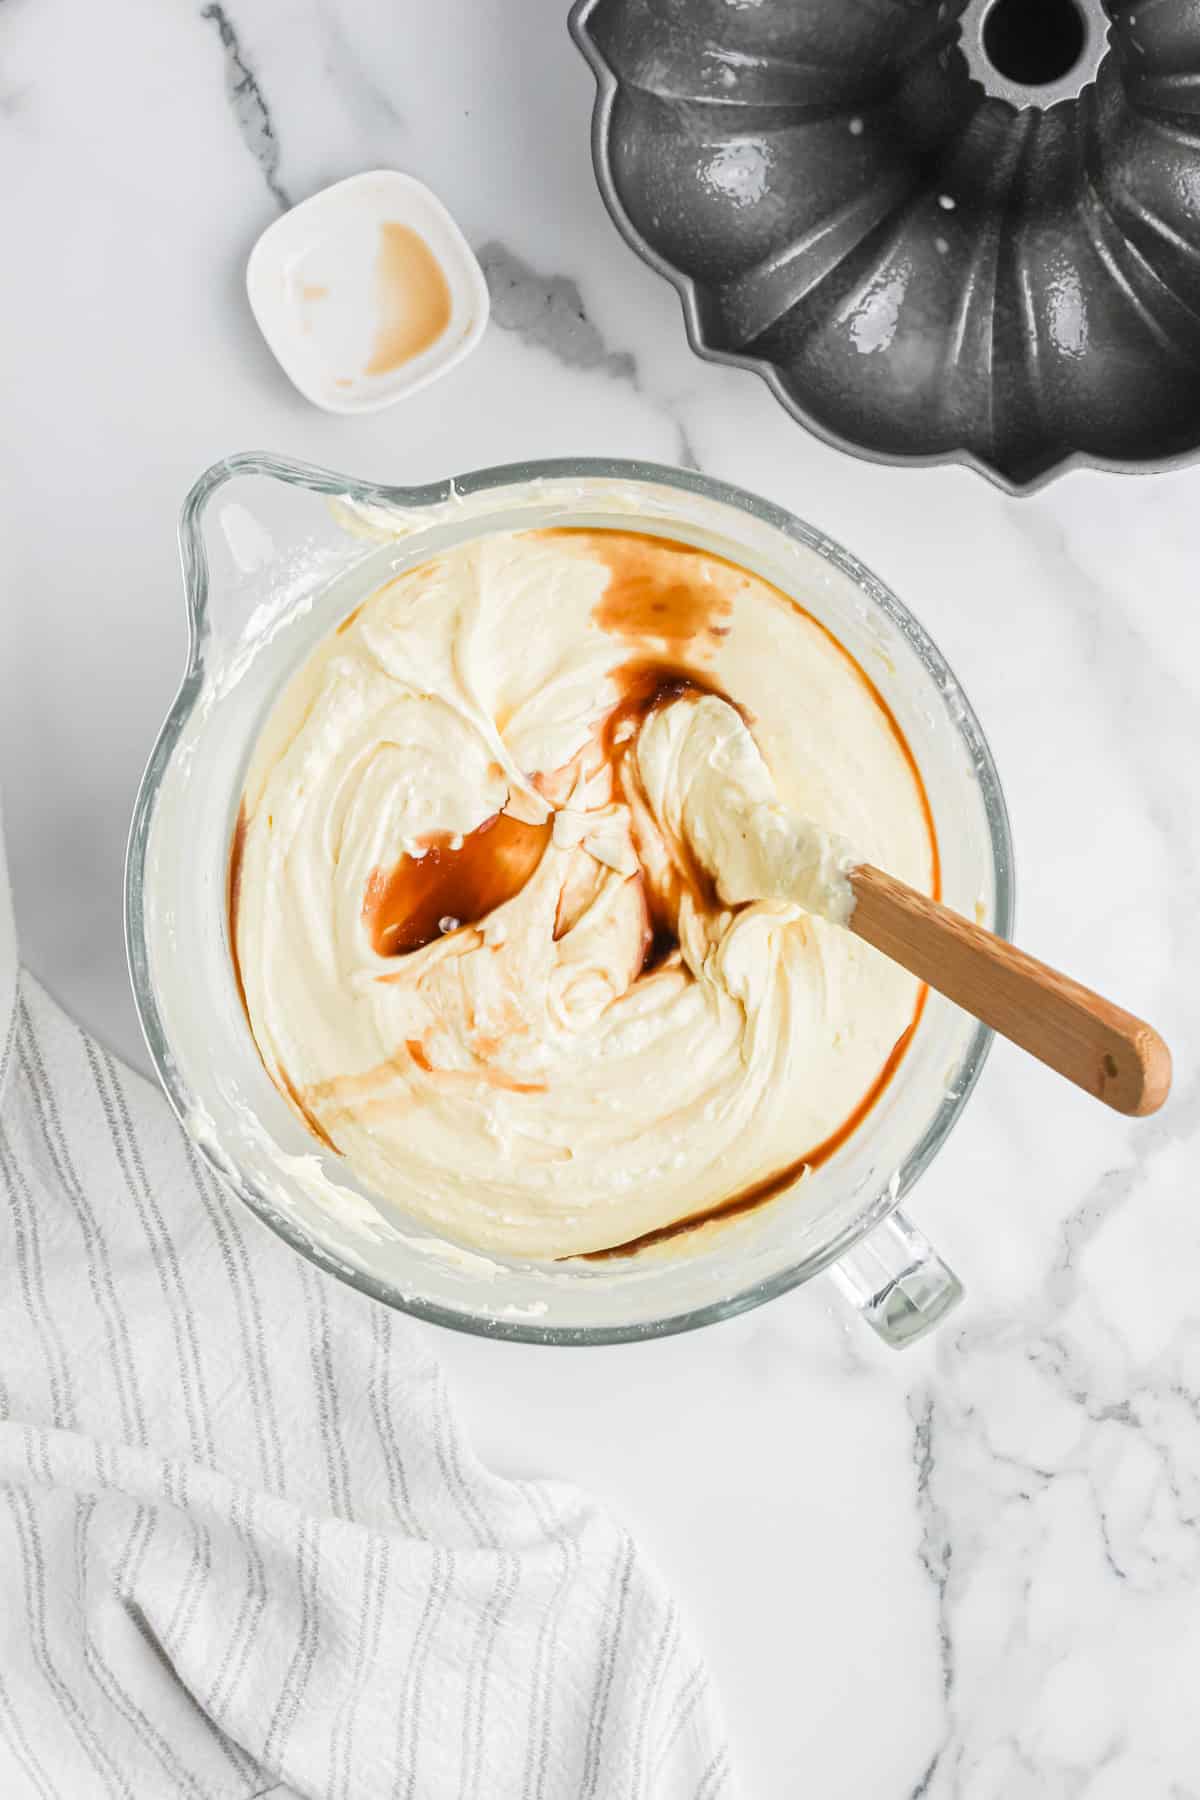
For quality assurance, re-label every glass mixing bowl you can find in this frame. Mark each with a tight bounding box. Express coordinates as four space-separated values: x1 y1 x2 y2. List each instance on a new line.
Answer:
126 455 1013 1348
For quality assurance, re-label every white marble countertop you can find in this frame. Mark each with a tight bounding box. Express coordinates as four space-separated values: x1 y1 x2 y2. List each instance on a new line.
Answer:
2 0 1198 1792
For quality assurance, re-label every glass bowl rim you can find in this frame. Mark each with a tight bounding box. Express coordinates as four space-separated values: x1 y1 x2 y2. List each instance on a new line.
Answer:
125 451 1015 1346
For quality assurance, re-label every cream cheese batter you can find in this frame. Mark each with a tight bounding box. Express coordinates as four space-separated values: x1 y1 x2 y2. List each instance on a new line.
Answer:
232 528 937 1259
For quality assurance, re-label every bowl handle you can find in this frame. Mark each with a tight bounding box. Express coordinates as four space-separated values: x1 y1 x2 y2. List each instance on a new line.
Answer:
176 452 435 670
827 1208 962 1349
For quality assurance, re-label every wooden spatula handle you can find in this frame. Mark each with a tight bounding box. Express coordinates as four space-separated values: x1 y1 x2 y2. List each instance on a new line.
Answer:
849 865 1171 1117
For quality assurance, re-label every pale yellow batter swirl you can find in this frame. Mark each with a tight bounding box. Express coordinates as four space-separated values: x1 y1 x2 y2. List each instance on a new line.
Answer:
233 529 935 1259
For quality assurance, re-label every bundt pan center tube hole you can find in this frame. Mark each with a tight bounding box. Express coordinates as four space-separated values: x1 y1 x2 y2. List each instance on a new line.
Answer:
981 0 1087 88
961 0 1108 104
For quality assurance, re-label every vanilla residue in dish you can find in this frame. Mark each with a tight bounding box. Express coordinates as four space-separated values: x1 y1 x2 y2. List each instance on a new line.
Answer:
291 220 451 390
363 223 451 374
232 529 937 1259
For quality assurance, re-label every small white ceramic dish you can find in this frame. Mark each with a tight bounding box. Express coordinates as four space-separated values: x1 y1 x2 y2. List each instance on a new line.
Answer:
246 171 489 414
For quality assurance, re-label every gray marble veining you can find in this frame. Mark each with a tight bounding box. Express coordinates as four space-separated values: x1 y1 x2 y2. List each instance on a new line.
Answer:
479 240 702 470
479 240 638 382
201 1 290 210
313 0 404 131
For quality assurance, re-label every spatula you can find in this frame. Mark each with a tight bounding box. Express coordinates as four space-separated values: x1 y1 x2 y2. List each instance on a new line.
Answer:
646 692 1173 1118
846 863 1170 1117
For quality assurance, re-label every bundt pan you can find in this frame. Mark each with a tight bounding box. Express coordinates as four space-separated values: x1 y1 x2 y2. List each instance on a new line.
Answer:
570 0 1200 491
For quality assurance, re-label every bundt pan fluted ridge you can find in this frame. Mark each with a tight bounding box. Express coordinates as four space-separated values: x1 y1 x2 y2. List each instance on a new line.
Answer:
570 0 1200 491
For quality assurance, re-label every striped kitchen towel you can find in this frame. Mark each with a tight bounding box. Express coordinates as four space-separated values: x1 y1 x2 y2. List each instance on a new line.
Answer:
0 802 734 1799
